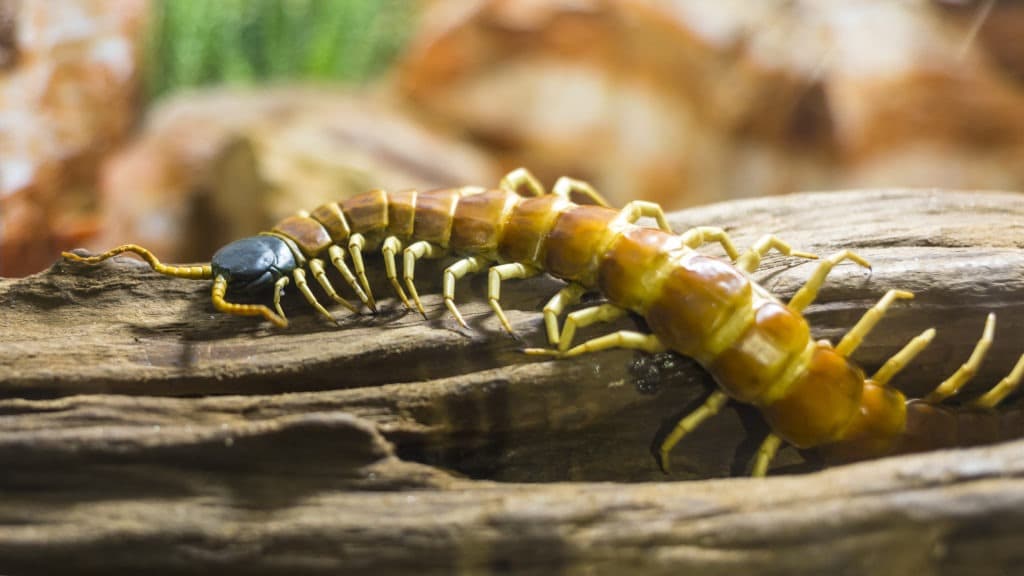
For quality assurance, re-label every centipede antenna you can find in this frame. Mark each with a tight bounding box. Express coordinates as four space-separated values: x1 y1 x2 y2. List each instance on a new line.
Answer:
835 289 914 357
925 313 996 403
972 352 1024 409
63 244 212 280
870 328 936 386
212 275 287 328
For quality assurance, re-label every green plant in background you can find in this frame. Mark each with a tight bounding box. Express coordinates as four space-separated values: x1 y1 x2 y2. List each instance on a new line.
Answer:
146 0 416 101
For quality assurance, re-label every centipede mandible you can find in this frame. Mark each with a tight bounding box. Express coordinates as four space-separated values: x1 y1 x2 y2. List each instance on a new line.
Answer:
62 168 1024 476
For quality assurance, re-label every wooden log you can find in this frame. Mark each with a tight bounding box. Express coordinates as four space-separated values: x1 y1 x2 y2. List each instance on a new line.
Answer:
0 188 1023 573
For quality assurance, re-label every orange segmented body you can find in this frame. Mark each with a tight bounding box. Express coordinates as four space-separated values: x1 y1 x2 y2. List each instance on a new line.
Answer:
62 168 1024 476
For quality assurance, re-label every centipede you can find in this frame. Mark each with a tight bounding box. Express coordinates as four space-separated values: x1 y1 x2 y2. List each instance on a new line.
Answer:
63 168 1024 476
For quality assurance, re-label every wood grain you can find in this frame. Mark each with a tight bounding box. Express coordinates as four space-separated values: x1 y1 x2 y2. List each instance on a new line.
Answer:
1 188 1023 574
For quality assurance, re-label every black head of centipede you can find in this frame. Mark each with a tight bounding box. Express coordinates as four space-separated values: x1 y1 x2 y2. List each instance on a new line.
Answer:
62 235 296 328
211 235 297 295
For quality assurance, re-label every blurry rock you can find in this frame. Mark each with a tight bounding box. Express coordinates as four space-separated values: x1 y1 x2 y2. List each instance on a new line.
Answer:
398 0 1024 208
0 0 147 276
934 0 1024 84
95 88 501 262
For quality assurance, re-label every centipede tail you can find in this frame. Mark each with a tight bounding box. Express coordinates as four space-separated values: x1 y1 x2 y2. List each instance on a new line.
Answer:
63 168 1024 476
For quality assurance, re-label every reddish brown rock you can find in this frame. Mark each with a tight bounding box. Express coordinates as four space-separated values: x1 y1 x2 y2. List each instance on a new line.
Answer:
0 0 147 276
399 0 1024 209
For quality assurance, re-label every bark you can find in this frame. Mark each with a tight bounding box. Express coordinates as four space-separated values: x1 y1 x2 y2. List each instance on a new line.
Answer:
1 188 1023 575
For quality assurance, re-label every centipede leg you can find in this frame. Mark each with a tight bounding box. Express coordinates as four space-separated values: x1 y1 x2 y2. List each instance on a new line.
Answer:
870 328 936 386
616 200 673 233
499 167 546 197
552 176 611 207
347 233 377 312
924 313 995 402
751 434 783 477
787 250 872 312
381 236 413 309
555 303 628 352
443 256 491 328
328 245 372 311
524 329 665 358
308 258 358 313
657 391 729 474
735 234 818 274
835 289 915 357
293 268 337 324
403 240 444 317
973 349 1024 408
488 263 539 334
679 226 741 261
542 283 587 346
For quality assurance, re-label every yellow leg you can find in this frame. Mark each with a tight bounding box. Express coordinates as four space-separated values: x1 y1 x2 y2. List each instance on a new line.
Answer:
347 233 377 312
679 226 741 261
443 256 490 329
835 289 915 357
328 245 372 311
487 262 539 334
542 283 587 346
557 303 627 352
293 268 336 324
403 240 445 317
552 176 611 207
381 236 412 309
751 434 782 477
615 200 672 233
499 167 545 197
657 391 729 474
788 250 872 313
63 244 212 279
211 275 287 328
925 313 995 403
870 328 936 386
973 351 1024 409
272 276 289 321
308 258 357 313
735 234 818 275
524 330 665 358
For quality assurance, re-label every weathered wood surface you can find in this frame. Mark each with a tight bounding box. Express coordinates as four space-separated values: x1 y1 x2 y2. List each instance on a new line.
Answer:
1 188 1023 574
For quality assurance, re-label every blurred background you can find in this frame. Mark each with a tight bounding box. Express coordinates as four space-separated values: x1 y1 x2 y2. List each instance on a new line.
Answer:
2 0 1023 277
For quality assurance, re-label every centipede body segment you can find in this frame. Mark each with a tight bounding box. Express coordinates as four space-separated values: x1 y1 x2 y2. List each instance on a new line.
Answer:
63 168 1024 476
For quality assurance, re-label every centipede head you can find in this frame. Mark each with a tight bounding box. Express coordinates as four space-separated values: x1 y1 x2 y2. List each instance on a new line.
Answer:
211 235 297 295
